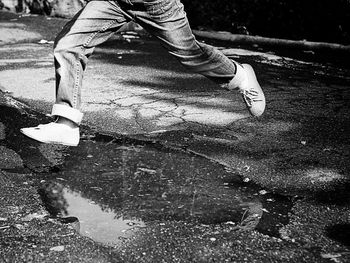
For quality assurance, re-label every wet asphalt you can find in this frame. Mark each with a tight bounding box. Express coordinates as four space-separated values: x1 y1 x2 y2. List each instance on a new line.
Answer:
1 10 350 263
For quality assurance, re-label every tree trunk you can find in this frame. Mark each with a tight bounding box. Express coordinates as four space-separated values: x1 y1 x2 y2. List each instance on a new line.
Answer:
193 30 350 53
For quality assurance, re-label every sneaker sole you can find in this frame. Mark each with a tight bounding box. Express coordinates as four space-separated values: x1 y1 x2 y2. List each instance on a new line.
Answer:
20 129 79 147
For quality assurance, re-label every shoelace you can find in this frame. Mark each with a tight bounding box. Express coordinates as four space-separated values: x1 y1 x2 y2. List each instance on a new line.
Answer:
240 89 263 107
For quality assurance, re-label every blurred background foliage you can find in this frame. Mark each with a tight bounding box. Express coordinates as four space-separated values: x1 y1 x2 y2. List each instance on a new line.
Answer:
181 0 350 44
1 0 350 44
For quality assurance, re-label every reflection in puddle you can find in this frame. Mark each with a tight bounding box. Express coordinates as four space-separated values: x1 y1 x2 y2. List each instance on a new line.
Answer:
38 135 293 246
39 183 144 246
63 188 145 245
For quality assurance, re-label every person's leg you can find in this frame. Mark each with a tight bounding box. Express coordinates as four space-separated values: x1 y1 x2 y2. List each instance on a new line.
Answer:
53 0 130 123
21 0 130 146
127 0 265 116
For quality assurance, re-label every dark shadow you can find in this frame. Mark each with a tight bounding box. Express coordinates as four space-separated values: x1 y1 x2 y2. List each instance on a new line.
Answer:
326 224 350 247
312 182 350 206
255 193 293 237
0 101 53 172
92 36 262 81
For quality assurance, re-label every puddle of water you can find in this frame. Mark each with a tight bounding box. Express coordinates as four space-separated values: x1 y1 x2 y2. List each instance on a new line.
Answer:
36 134 292 245
1 102 291 245
66 188 144 245
38 181 145 246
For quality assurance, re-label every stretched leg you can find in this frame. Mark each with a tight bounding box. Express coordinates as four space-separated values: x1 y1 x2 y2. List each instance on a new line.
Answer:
21 0 130 146
127 0 265 116
53 0 130 124
128 0 236 85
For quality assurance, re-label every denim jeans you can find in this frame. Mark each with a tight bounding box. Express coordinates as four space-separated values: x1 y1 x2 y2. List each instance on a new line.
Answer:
52 0 238 124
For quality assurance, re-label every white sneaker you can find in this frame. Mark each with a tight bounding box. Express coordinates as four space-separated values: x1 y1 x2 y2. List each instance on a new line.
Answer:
239 64 266 117
20 122 80 146
229 63 266 117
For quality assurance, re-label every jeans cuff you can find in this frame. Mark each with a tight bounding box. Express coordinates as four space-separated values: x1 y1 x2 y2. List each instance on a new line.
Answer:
51 104 83 125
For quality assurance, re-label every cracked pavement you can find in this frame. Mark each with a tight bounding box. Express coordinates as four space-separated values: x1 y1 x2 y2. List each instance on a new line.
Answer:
1 10 350 263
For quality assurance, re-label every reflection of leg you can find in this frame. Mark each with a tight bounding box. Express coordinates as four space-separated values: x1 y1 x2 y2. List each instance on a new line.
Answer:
38 182 68 218
131 0 265 116
21 0 130 146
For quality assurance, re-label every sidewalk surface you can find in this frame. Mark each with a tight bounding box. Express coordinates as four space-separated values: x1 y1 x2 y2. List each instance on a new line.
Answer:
1 10 350 263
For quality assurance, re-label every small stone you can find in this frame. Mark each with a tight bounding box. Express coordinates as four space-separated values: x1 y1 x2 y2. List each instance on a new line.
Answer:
14 224 25 230
259 190 268 195
50 245 65 252
243 165 250 171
